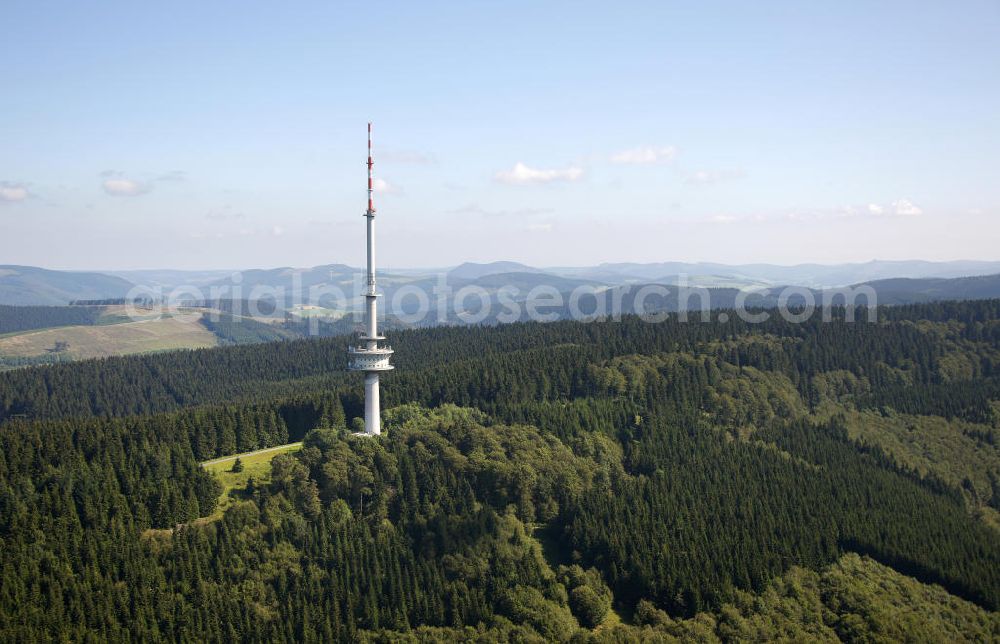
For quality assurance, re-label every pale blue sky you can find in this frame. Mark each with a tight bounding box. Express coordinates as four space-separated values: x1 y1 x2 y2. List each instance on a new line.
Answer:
2 1 998 269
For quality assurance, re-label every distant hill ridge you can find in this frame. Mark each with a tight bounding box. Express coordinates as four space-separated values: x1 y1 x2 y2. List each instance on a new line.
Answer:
584 259 1000 287
0 265 134 306
857 273 1000 305
447 261 543 280
4 260 1000 306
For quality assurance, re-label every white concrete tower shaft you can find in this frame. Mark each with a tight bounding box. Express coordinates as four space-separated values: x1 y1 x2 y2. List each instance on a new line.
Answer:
347 122 393 436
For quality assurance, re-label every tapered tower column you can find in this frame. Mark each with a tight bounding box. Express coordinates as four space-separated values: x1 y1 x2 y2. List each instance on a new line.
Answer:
348 123 393 436
364 372 380 434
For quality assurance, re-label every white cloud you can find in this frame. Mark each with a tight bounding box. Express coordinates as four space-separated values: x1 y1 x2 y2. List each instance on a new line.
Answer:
98 169 183 196
373 178 399 194
610 146 677 165
0 183 29 203
449 203 554 217
711 199 925 225
856 199 923 218
525 222 553 232
103 178 150 196
684 169 745 185
271 225 285 237
686 171 714 185
890 198 922 216
495 162 584 185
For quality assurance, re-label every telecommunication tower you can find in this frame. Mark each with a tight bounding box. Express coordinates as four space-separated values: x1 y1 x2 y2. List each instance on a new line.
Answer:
347 123 393 435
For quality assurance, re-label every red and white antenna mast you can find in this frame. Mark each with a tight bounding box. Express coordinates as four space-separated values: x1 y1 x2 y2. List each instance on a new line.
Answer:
367 121 375 216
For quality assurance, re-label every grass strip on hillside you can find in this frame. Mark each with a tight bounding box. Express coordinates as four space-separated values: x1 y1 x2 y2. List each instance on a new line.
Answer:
201 442 304 521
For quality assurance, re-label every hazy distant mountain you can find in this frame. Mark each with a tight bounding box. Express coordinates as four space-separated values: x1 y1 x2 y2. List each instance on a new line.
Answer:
749 260 1000 288
447 261 542 280
457 272 1000 323
453 271 606 296
197 264 440 311
196 263 595 306
857 274 1000 305
569 260 1000 288
200 264 361 298
653 274 771 289
0 265 135 306
107 269 236 290
6 261 1000 309
602 273 1000 315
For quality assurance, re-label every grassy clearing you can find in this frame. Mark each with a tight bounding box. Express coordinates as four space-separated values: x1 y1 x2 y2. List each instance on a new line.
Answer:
201 443 304 521
96 304 164 325
0 313 218 360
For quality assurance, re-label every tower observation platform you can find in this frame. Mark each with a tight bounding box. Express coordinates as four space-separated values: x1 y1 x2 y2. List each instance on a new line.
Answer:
347 345 394 371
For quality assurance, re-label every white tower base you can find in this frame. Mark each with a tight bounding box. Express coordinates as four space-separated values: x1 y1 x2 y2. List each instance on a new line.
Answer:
364 372 380 436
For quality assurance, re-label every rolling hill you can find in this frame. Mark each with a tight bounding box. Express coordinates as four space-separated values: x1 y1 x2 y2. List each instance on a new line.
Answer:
0 313 219 366
574 259 1000 288
0 265 135 305
857 273 1000 305
5 259 1000 306
447 260 544 280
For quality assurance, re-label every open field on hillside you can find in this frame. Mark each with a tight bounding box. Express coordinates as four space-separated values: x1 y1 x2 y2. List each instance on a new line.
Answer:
94 304 166 324
201 442 304 521
0 313 218 360
290 305 345 319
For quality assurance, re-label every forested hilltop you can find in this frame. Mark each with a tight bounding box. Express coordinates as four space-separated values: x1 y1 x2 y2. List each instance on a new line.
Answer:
1 300 999 641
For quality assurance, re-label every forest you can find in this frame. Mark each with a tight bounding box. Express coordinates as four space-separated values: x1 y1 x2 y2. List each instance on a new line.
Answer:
1 300 999 641
0 304 107 335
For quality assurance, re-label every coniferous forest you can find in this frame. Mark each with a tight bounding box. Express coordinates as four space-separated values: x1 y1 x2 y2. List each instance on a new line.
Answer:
2 300 1000 641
